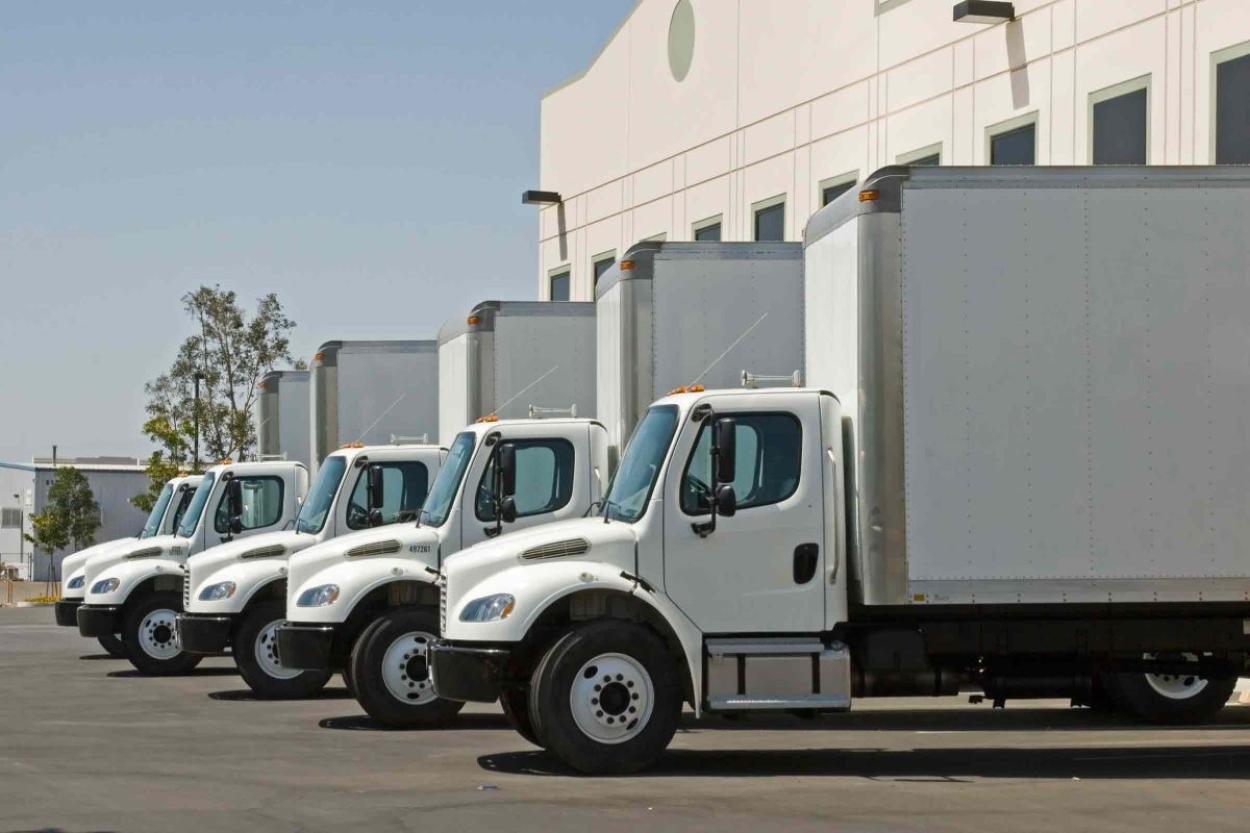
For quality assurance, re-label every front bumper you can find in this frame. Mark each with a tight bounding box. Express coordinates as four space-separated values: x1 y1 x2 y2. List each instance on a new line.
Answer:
275 622 338 671
429 641 516 703
177 613 234 655
77 605 120 638
55 599 83 627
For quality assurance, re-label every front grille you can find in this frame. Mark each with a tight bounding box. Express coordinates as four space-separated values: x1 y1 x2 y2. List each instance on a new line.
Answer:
182 564 190 607
439 578 447 634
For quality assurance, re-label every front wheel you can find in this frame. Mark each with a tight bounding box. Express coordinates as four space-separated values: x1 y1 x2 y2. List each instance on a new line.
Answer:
501 687 543 748
349 608 464 728
1106 654 1238 724
121 592 202 676
234 600 333 699
529 621 682 775
97 633 126 658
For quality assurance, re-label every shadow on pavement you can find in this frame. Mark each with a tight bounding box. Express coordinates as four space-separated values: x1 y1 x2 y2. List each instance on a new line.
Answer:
318 713 512 732
209 687 354 702
106 667 239 678
78 653 124 660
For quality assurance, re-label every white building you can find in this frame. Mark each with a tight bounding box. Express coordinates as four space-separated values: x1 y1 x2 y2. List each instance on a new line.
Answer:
535 0 1250 300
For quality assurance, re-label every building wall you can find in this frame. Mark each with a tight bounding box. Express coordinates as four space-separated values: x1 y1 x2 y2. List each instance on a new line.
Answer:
0 464 34 579
30 467 149 582
537 0 1250 299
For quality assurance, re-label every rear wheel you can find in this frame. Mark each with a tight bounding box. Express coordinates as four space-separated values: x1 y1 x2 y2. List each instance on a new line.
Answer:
529 621 681 775
1106 654 1238 724
97 633 126 658
234 600 332 699
349 608 464 728
121 592 202 676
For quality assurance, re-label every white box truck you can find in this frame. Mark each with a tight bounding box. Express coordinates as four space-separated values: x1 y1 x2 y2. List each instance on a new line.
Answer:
434 166 1250 774
311 341 438 472
77 460 308 675
255 369 311 469
177 443 444 698
56 474 203 657
437 301 596 446
597 241 804 458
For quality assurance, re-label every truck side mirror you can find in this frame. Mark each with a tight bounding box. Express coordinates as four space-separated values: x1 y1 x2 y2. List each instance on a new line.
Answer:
367 464 386 526
715 484 737 517
498 444 517 498
500 496 518 524
226 477 244 534
714 417 737 486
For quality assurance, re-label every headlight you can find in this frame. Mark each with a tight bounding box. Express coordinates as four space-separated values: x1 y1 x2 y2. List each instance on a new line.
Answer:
91 578 120 594
66 575 85 590
459 593 515 622
296 584 340 607
199 581 237 601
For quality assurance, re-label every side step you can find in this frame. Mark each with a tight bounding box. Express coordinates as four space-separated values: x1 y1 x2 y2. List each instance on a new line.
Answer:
705 637 851 711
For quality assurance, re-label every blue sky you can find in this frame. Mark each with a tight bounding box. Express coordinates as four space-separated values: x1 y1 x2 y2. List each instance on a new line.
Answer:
0 1 634 462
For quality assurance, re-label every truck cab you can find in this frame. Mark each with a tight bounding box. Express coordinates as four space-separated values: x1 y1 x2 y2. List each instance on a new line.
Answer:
177 444 444 698
276 416 609 726
77 460 308 675
56 474 203 656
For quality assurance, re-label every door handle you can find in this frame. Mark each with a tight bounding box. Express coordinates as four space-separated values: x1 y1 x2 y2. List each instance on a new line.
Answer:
793 543 819 584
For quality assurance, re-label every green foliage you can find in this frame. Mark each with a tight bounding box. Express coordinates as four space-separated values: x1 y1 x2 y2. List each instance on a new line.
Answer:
26 468 101 578
135 286 295 507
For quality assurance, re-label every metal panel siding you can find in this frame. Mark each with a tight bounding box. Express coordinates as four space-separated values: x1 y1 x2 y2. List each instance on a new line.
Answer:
898 178 1250 601
334 347 438 451
596 281 626 451
490 311 596 420
311 362 337 471
275 375 311 469
438 334 472 447
255 389 280 458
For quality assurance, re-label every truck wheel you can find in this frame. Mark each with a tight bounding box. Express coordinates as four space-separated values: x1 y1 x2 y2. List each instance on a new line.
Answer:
1109 654 1238 724
121 592 202 676
234 600 333 699
529 621 681 775
97 633 126 658
350 608 464 728
501 687 543 748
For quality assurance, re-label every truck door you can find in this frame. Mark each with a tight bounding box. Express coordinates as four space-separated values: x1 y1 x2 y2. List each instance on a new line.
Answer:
459 432 581 548
662 396 826 633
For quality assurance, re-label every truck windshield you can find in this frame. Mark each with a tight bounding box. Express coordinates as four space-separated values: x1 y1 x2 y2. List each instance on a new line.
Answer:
140 484 174 539
296 455 347 534
177 472 216 538
420 432 476 528
602 405 679 523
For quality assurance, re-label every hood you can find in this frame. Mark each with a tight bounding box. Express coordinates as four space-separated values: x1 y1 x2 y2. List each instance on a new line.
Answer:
83 534 188 587
444 517 640 608
285 523 443 604
61 537 139 596
187 529 302 584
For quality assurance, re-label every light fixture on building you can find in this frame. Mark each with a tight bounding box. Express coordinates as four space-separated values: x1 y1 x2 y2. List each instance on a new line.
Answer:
521 190 562 206
953 1 1015 24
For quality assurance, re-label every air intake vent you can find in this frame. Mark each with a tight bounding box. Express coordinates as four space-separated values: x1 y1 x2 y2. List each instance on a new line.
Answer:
182 564 190 606
126 547 163 560
521 538 590 561
346 539 402 558
240 544 287 560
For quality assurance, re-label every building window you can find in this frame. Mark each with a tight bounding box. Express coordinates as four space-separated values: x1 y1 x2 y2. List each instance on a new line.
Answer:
592 251 616 288
692 215 722 241
819 173 858 207
549 268 570 301
1091 77 1149 165
1215 45 1250 164
988 114 1037 165
752 196 786 242
1 508 20 529
898 143 942 166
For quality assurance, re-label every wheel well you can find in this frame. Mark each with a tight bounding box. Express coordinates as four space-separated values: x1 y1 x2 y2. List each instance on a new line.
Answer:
520 590 695 707
127 575 182 607
241 578 286 612
333 581 438 666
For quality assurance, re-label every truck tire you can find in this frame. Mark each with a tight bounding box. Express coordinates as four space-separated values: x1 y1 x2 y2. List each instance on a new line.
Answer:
234 600 333 699
529 621 681 775
349 608 464 727
121 592 202 676
1107 655 1238 724
501 687 543 748
97 633 126 658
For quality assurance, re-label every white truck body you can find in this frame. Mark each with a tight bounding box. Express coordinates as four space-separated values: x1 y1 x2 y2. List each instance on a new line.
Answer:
77 461 308 674
596 241 803 457
435 166 1250 774
437 301 596 447
311 340 439 473
176 444 443 696
255 369 311 469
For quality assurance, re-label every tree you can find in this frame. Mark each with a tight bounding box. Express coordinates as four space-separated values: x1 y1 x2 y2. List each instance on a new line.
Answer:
26 467 100 590
134 286 296 510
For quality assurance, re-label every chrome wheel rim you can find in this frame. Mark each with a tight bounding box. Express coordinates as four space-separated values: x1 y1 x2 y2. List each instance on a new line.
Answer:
569 652 654 745
1144 652 1210 700
255 619 301 680
139 608 181 660
381 630 437 706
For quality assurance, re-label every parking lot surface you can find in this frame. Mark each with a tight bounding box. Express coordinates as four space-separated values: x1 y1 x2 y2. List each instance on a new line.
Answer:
3 606 1250 832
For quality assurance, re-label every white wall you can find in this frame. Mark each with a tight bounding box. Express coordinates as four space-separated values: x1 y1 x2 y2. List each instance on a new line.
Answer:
0 465 34 579
538 0 1250 299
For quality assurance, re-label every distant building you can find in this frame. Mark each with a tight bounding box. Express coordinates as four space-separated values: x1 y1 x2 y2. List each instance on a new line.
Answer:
537 0 1250 299
0 456 149 581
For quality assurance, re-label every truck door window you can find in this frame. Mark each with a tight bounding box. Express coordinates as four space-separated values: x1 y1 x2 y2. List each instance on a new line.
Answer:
476 439 576 521
214 476 285 534
680 413 802 515
346 462 430 530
